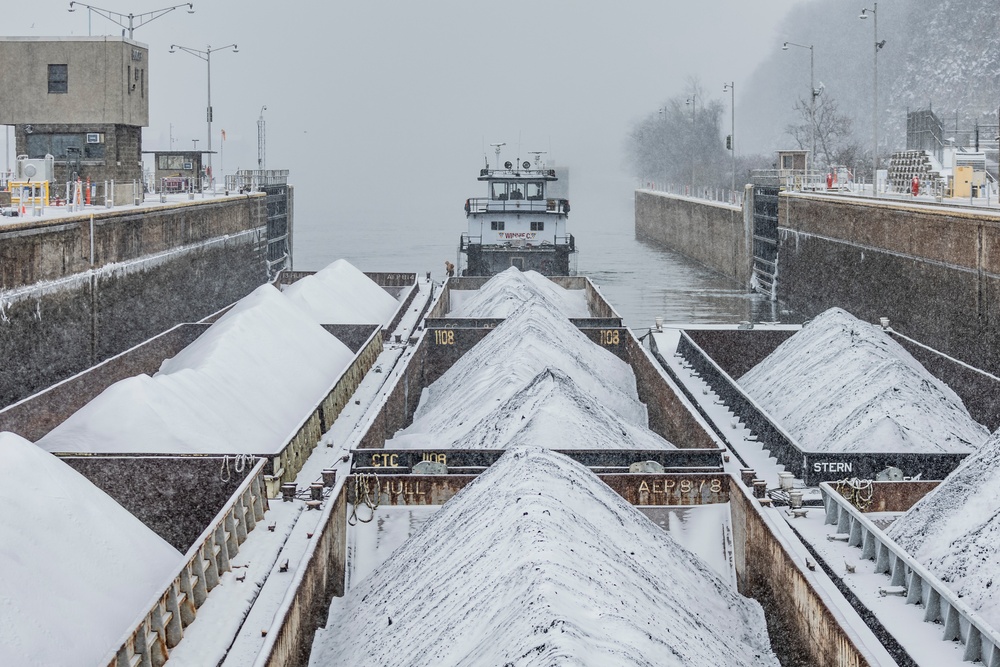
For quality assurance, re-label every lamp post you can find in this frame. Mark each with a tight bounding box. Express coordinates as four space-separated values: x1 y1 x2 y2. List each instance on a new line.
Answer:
723 82 735 199
68 2 194 39
860 3 885 196
782 41 816 180
170 43 239 190
258 106 267 171
686 95 696 193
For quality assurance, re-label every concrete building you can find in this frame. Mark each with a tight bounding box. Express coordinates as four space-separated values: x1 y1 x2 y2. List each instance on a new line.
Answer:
0 36 149 187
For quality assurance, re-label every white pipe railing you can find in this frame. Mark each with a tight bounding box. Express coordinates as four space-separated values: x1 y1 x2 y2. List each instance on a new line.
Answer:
820 483 1000 666
100 458 270 667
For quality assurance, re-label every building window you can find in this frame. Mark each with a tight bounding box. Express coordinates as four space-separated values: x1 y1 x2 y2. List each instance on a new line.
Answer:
530 221 544 231
48 64 68 94
491 221 505 231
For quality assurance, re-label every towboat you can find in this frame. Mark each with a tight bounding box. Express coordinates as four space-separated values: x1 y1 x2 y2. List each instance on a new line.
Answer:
458 148 576 276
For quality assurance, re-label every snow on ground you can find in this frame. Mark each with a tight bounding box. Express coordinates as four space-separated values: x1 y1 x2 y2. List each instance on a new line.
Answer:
310 447 778 667
282 258 400 324
448 267 590 318
885 427 1000 630
37 284 355 454
739 308 987 453
393 301 648 449
0 432 182 667
389 368 674 450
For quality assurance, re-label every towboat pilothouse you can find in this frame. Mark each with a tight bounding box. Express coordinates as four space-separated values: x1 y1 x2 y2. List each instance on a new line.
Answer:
459 148 576 276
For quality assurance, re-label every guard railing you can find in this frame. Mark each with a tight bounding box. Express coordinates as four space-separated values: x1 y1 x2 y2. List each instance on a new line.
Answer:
821 482 1000 666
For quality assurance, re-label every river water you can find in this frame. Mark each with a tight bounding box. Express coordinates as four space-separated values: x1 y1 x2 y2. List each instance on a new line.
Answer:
292 188 793 331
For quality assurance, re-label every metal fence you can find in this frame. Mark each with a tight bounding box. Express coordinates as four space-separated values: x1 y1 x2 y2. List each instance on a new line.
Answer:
821 483 1000 666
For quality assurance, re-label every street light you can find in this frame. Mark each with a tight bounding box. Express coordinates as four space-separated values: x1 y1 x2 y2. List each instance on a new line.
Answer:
686 95 696 193
782 41 817 179
68 2 193 39
860 3 885 196
169 43 239 190
723 82 735 198
258 106 267 171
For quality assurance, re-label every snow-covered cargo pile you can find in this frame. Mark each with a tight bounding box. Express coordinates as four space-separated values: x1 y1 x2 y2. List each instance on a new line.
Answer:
739 308 987 453
38 284 355 454
389 301 654 449
0 432 182 666
448 266 590 318
885 427 1000 629
389 367 673 450
310 446 777 667
283 258 400 324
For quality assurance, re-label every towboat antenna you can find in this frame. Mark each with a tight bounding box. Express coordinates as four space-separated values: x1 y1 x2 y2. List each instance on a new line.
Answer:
489 142 505 170
529 151 546 169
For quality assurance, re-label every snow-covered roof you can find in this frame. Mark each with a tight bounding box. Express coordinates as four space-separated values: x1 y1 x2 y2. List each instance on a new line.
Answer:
448 267 590 318
282 258 400 325
394 301 647 449
310 446 778 667
37 283 355 454
0 432 182 666
738 308 988 453
885 426 1000 629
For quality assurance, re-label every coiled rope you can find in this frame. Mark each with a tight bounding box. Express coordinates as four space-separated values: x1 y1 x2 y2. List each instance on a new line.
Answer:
348 472 381 525
835 477 875 512
220 454 256 482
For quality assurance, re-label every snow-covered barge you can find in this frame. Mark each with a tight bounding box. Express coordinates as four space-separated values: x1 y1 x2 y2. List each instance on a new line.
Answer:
8 266 998 666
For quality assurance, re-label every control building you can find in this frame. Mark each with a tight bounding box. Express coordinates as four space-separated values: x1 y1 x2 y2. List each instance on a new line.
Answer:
0 36 149 186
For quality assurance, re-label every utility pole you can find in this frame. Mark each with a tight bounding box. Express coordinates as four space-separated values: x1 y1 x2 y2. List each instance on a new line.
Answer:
724 82 735 199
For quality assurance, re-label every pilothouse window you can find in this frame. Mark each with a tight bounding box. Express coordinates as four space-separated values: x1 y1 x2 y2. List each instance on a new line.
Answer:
527 182 544 200
491 182 508 200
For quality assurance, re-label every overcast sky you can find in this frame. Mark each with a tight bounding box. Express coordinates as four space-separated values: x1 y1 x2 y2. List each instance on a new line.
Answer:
5 1 810 264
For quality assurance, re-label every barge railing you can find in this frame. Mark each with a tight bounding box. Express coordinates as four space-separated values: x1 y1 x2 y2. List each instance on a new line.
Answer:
102 457 270 667
820 482 1000 666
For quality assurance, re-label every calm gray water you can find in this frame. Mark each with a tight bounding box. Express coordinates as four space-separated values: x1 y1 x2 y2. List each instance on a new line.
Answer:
293 188 791 330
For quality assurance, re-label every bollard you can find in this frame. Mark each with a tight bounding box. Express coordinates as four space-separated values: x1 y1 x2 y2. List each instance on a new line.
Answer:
310 483 324 501
752 479 768 499
280 483 297 502
321 469 337 487
740 469 755 487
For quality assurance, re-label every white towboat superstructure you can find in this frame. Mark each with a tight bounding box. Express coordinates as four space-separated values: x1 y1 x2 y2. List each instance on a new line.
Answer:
459 146 575 276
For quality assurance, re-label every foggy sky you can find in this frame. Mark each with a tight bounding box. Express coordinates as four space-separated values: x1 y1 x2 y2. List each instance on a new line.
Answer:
5 0 809 266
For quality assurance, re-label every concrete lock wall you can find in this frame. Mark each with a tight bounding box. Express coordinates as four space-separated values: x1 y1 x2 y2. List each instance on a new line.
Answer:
777 193 1000 377
635 188 1000 379
634 190 751 285
0 195 268 408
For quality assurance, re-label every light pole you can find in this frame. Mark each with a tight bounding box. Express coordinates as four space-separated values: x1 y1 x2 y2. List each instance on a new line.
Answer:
782 41 816 179
170 43 239 190
258 106 267 171
686 95 696 193
68 2 194 39
860 4 885 196
723 82 735 198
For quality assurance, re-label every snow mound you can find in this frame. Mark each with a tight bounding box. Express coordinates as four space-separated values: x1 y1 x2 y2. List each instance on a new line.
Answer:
397 301 647 448
310 447 777 667
389 368 674 450
739 308 987 453
886 427 1000 628
449 267 590 318
282 258 399 324
38 284 355 454
0 432 182 666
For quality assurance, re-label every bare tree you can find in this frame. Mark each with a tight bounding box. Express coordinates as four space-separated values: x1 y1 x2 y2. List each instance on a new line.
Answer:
625 81 730 189
785 94 858 169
